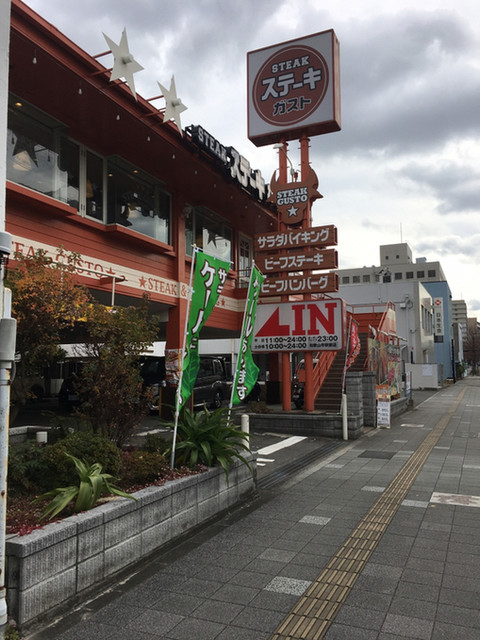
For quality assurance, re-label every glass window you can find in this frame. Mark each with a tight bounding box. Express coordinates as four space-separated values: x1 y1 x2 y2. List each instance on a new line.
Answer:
342 276 350 284
406 271 414 279
383 275 391 283
363 275 370 283
86 151 104 221
186 208 232 262
239 236 252 287
394 272 402 280
352 275 360 283
417 270 424 278
428 269 436 278
57 137 80 208
7 99 58 199
107 161 170 244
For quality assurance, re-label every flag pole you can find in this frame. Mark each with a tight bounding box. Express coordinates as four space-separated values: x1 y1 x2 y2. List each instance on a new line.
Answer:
229 262 256 415
170 245 198 468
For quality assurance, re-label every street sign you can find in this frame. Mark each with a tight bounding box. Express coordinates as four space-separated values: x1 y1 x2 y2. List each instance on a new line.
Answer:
255 224 337 252
255 249 337 273
260 272 338 297
252 299 345 352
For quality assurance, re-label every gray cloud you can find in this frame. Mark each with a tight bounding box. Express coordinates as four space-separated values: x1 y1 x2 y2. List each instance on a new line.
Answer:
398 162 480 214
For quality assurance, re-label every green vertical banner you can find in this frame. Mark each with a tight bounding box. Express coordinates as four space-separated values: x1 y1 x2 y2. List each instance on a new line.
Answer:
231 265 264 405
178 250 229 409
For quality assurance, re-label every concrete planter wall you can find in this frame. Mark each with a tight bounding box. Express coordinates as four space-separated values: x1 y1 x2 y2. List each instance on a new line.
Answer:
6 455 256 629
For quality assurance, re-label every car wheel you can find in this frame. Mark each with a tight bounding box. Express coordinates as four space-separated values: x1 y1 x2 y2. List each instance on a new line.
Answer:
212 390 223 409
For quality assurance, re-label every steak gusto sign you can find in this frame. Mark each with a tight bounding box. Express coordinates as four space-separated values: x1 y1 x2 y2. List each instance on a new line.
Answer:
253 45 329 127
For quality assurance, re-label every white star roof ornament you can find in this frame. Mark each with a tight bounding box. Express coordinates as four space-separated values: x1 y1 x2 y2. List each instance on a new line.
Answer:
157 76 188 135
103 29 144 100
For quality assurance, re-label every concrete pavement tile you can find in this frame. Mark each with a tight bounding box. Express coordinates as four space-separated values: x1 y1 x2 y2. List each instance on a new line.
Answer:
228 570 273 589
381 613 433 639
394 580 440 603
249 589 300 612
324 623 379 639
164 617 225 640
175 577 222 598
405 556 445 574
432 622 480 639
400 568 443 587
258 548 296 563
126 610 184 635
388 595 437 620
49 621 116 640
215 627 270 640
362 564 403 580
334 604 386 630
441 573 480 593
88 602 145 626
354 574 400 595
149 592 205 615
230 607 286 632
435 603 480 628
191 599 244 624
439 587 480 609
344 588 393 612
210 582 259 605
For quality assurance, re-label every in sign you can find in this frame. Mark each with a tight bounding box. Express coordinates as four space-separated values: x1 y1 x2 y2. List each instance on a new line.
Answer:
252 299 344 352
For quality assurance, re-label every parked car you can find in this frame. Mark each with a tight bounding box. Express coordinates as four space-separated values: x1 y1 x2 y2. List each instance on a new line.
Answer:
140 355 230 412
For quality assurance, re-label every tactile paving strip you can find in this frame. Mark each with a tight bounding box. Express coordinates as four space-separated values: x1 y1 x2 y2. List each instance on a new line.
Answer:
270 389 465 640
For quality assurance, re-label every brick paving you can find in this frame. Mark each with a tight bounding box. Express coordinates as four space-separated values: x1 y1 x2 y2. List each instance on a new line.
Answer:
26 378 480 640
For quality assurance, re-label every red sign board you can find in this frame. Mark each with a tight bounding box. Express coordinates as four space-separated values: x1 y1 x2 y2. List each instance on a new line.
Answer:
252 299 345 352
260 272 338 297
247 30 341 147
255 249 337 273
255 224 337 252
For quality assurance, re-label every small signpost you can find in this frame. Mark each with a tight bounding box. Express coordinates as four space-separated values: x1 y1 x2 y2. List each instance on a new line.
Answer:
376 385 391 429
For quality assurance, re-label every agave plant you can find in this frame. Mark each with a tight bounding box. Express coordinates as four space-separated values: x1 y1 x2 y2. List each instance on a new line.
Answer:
34 453 136 520
169 406 251 482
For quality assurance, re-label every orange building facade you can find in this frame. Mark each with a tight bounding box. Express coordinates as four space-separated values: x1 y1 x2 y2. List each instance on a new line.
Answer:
6 1 278 357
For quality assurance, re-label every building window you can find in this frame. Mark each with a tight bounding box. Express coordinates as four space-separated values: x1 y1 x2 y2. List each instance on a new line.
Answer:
85 151 104 221
239 236 252 287
394 272 402 280
383 274 391 283
363 275 371 283
186 207 232 262
7 97 60 200
8 95 171 244
107 160 170 243
406 271 414 279
352 275 360 283
417 270 425 278
342 276 350 284
428 269 436 278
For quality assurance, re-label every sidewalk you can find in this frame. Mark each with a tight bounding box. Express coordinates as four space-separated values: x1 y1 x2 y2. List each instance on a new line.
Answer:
26 378 480 640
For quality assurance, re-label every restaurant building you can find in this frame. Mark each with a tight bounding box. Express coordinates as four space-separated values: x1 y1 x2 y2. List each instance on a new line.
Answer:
6 0 277 370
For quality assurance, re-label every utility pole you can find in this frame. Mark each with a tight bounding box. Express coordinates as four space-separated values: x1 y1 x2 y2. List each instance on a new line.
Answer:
0 2 17 637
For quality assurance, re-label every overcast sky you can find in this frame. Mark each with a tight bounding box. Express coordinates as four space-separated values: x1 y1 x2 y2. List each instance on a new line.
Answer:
21 0 480 320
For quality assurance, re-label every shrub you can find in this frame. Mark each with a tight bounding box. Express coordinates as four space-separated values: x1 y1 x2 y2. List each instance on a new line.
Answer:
7 443 50 494
143 432 170 454
34 454 135 520
169 406 251 482
41 431 121 489
120 450 169 486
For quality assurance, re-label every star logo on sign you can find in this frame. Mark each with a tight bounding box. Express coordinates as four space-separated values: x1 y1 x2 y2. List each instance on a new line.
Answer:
157 76 188 135
103 29 144 100
287 205 299 217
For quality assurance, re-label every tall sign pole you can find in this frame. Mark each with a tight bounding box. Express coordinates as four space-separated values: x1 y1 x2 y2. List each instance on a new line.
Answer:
0 3 16 637
277 142 292 411
300 135 315 411
248 29 341 414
